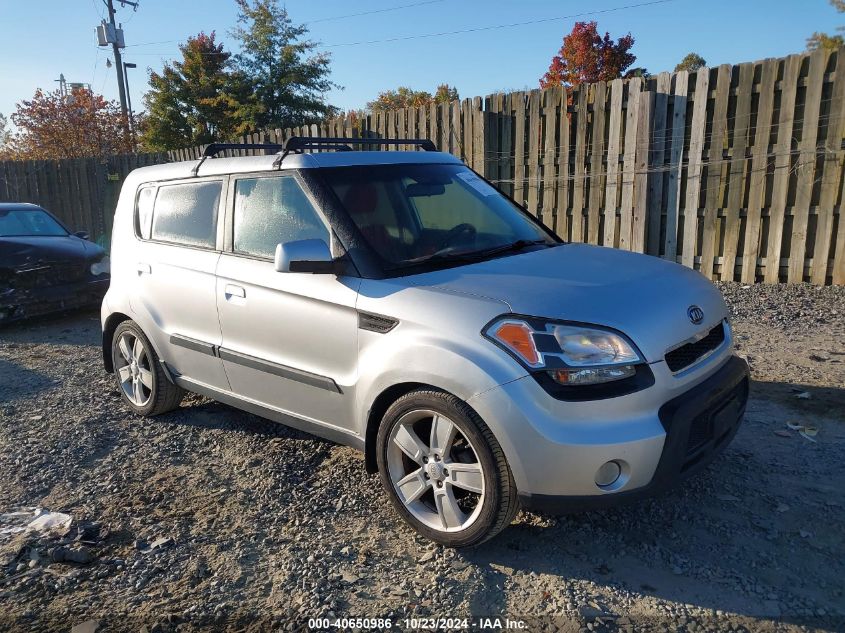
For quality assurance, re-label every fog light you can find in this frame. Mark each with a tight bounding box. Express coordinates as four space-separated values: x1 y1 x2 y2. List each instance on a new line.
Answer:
595 461 622 487
90 256 110 276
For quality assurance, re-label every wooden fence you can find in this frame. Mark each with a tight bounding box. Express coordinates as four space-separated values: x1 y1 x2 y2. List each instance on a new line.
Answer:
171 47 845 285
3 47 844 284
0 153 167 248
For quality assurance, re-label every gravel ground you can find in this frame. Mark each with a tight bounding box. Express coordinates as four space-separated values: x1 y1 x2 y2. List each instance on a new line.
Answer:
0 282 843 633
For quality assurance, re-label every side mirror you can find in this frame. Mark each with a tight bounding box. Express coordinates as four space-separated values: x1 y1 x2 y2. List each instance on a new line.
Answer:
74 231 89 240
274 239 338 274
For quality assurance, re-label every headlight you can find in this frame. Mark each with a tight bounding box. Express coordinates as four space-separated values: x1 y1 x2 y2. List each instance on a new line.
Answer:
550 324 640 366
90 256 110 276
484 317 643 386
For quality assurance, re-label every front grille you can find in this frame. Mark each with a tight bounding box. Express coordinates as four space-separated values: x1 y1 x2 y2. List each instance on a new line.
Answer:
14 263 89 289
665 322 725 372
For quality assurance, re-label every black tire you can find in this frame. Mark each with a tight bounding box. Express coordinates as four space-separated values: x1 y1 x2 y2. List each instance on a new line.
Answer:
376 389 519 547
111 320 184 416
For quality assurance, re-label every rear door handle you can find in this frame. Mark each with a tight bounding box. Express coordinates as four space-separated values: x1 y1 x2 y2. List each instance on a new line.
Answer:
224 284 246 299
137 262 151 275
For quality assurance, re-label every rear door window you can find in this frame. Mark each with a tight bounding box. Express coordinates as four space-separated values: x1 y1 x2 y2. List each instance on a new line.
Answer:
233 175 329 259
151 181 222 248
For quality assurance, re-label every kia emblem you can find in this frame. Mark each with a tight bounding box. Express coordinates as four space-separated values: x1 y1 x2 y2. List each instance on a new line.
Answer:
687 305 704 325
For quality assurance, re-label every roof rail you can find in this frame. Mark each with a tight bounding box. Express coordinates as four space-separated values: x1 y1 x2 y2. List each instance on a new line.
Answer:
191 142 285 177
271 136 438 169
283 136 437 153
202 142 285 157
191 137 440 175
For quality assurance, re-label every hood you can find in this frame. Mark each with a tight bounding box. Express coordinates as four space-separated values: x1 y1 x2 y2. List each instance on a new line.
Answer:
0 235 103 268
405 243 728 363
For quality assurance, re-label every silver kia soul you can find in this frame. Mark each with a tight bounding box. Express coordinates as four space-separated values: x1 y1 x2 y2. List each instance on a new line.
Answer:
102 137 749 547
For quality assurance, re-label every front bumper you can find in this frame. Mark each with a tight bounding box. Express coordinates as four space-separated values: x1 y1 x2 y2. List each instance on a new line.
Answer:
0 277 109 324
468 354 749 512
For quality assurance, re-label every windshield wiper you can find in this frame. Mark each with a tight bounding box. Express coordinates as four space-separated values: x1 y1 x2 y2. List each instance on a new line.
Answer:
385 251 481 271
466 238 552 259
385 239 554 272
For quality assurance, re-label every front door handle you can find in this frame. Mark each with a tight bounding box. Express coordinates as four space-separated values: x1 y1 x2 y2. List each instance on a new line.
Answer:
137 262 151 275
224 284 246 299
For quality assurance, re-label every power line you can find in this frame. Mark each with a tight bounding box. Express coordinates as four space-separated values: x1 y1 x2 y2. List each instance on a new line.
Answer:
91 47 102 93
486 153 828 222
124 39 181 48
477 106 845 160
305 0 445 24
91 0 105 20
125 0 448 49
322 0 676 48
125 0 674 52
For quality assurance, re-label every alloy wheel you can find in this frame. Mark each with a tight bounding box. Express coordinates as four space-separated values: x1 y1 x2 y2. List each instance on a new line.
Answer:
386 409 485 533
114 331 153 407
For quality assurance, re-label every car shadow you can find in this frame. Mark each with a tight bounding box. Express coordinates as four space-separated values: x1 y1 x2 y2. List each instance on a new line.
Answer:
0 358 57 403
456 379 844 626
750 377 845 419
0 308 101 346
155 396 337 447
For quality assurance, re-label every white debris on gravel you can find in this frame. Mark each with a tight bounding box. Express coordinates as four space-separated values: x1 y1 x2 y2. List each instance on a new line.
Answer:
1 508 72 538
27 510 73 533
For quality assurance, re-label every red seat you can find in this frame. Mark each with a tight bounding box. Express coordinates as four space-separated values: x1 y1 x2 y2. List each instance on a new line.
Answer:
343 183 399 260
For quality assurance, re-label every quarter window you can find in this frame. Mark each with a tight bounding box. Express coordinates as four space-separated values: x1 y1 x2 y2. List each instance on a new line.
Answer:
136 186 156 239
233 176 329 259
151 181 221 248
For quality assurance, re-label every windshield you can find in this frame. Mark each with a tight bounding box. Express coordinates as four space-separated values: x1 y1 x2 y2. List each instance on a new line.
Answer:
0 207 67 237
319 163 558 269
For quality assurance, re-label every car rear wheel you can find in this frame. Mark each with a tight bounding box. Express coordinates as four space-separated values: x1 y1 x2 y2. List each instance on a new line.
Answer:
376 389 519 547
112 320 184 416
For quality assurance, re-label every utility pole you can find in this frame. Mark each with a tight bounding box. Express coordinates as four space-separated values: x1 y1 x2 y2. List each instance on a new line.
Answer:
55 74 67 99
97 0 137 125
105 0 129 119
123 62 137 145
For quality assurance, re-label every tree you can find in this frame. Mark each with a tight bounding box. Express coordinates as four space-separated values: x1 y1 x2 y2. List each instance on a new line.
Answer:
0 113 10 151
624 67 651 80
367 84 459 111
540 21 636 89
807 31 844 51
434 84 459 105
231 0 338 129
675 52 707 72
807 0 845 51
140 31 259 151
2 87 132 159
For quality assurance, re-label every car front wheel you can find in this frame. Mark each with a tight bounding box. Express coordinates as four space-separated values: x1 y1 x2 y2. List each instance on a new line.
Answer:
111 320 184 416
376 389 519 547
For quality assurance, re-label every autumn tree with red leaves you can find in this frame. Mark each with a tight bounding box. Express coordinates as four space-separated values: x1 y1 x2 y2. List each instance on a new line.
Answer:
1 88 133 160
540 21 636 89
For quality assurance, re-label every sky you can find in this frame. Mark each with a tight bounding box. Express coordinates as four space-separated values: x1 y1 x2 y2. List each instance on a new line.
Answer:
0 0 841 124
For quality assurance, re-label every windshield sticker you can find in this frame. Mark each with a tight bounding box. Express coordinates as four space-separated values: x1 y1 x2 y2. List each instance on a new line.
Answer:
456 170 498 197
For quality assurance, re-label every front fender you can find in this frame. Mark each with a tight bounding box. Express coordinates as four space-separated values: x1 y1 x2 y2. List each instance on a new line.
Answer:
354 326 527 434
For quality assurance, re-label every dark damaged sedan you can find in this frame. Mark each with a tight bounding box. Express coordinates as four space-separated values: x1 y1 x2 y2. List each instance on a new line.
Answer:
0 203 110 325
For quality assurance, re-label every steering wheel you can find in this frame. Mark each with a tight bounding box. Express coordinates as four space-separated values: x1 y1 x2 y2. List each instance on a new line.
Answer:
441 223 476 250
